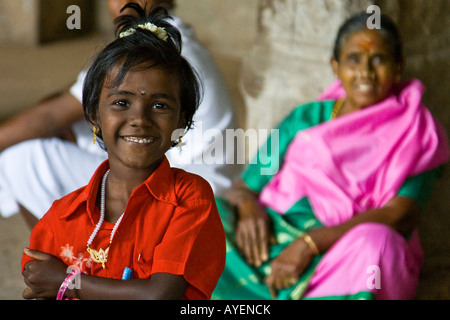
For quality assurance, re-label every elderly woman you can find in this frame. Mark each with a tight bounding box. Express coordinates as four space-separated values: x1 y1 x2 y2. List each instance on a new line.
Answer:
212 12 449 300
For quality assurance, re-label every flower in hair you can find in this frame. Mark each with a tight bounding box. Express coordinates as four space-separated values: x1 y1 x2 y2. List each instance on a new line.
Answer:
119 27 136 38
119 22 168 41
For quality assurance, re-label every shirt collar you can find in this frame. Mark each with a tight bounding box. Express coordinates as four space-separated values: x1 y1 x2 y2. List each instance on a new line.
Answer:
60 157 178 222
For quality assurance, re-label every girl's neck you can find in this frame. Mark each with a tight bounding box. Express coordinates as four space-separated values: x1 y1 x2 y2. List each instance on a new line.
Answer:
100 163 158 223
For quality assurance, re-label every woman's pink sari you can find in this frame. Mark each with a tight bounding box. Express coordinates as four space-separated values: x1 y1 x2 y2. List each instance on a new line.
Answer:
260 79 449 299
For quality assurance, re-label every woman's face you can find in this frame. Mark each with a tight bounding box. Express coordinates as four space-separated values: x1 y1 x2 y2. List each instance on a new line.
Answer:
95 64 184 173
332 29 403 111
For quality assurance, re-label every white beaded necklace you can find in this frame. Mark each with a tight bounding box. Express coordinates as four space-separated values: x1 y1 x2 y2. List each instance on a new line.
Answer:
86 169 125 269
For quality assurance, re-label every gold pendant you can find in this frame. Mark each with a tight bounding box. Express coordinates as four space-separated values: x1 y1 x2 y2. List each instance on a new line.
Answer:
87 246 109 269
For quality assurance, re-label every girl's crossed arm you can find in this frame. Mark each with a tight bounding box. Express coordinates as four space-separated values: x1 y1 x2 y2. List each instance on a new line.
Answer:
22 248 188 300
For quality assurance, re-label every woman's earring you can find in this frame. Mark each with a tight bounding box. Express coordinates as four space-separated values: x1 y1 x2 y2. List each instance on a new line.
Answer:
92 127 98 145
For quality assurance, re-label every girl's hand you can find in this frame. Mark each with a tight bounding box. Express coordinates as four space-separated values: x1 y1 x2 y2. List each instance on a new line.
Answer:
235 198 274 267
22 248 68 300
265 236 315 298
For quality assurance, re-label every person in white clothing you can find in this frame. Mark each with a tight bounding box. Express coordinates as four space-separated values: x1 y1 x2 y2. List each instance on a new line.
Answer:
0 0 240 228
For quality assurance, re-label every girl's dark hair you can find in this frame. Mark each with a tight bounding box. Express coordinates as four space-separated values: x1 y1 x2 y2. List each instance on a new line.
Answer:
333 12 404 63
82 3 202 145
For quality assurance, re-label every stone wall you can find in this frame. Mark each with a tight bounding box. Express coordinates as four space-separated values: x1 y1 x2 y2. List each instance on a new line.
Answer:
175 0 260 60
175 0 260 127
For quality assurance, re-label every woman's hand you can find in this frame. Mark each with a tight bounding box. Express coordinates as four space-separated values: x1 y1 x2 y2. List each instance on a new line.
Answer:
22 248 68 299
225 181 274 267
265 236 315 298
235 198 273 267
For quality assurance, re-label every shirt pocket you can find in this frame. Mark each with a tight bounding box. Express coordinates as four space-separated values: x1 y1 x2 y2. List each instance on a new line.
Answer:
131 252 153 279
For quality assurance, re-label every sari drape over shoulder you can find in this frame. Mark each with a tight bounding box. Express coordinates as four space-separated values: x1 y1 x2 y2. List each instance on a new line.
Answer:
260 79 449 226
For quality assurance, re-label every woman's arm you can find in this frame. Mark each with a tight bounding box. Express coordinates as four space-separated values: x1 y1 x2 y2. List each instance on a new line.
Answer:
309 195 420 253
265 196 420 295
22 249 188 300
225 180 273 267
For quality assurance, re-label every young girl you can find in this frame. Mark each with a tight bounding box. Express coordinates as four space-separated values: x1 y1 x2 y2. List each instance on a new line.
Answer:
21 4 226 300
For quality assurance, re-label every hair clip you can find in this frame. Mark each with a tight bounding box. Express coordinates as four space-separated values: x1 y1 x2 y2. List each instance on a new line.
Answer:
119 22 168 41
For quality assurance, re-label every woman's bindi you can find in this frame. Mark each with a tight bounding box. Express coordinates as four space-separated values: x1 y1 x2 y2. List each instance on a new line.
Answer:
358 39 375 52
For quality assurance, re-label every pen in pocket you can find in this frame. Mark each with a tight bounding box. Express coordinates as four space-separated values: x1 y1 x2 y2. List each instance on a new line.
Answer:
122 267 132 280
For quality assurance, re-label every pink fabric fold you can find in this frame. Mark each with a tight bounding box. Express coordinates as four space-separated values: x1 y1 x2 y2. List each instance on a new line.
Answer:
260 79 449 226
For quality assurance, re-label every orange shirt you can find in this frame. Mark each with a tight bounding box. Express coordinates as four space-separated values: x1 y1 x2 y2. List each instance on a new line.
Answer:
21 158 226 300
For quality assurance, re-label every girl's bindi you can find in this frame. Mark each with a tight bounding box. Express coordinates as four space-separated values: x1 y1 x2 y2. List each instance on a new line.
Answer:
140 90 146 96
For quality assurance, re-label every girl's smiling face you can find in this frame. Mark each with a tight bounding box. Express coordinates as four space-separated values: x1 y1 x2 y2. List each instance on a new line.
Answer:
331 29 403 111
95 64 184 173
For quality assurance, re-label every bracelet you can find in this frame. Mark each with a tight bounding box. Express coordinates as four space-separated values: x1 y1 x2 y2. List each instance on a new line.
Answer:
56 269 81 300
303 234 320 256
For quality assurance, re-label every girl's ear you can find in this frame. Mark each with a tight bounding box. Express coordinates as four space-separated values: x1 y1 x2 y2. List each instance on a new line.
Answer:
88 109 100 127
89 118 97 128
89 114 101 137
